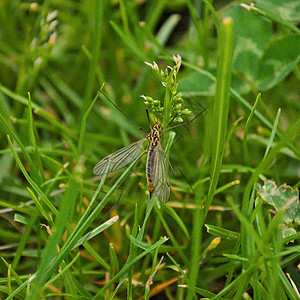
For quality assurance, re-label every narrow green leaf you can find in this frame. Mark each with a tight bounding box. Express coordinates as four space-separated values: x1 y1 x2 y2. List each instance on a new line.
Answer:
222 254 249 262
110 21 146 62
32 173 79 294
7 136 58 215
109 243 120 274
93 236 168 298
72 216 119 249
77 88 102 162
205 224 239 240
242 3 300 32
243 93 261 165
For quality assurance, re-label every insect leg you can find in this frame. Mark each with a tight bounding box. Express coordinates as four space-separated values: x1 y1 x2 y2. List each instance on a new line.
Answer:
145 106 152 130
99 90 148 134
161 106 208 134
160 146 194 196
82 150 148 245
81 168 135 245
164 111 181 131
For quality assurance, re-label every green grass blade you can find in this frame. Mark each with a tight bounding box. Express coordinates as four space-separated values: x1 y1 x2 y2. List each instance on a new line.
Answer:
76 88 102 162
7 135 58 215
39 152 144 285
11 208 39 269
81 0 105 117
207 17 234 212
32 172 79 296
27 92 45 183
263 108 281 159
0 112 31 163
93 236 168 299
110 21 146 62
73 216 119 249
187 17 234 300
241 3 300 33
243 93 261 165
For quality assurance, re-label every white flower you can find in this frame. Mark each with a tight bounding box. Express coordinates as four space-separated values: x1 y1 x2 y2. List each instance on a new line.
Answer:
145 61 159 72
46 10 58 22
173 54 182 65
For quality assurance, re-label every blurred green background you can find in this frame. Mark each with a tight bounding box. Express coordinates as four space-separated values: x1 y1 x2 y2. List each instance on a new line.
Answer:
0 0 299 299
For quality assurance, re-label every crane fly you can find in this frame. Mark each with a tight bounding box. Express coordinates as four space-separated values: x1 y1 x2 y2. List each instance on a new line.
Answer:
93 122 170 202
93 91 204 203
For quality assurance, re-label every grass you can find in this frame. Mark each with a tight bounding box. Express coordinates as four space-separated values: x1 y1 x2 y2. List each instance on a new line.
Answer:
0 1 299 299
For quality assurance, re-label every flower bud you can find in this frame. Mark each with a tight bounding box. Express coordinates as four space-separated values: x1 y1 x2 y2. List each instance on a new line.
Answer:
183 109 191 115
175 103 182 110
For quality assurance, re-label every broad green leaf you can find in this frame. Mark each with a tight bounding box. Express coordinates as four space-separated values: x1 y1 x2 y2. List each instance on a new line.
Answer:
257 34 300 91
223 5 271 81
231 74 251 95
178 71 216 96
256 0 300 22
282 227 297 239
256 180 300 225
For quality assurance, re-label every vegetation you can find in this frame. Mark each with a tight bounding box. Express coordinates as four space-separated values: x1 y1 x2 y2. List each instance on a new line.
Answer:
0 0 299 299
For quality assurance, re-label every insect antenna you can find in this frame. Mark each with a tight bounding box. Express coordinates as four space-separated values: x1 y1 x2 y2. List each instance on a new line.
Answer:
161 105 208 134
99 90 148 135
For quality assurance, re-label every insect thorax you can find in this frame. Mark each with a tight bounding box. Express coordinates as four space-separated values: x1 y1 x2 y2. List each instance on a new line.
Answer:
148 124 160 147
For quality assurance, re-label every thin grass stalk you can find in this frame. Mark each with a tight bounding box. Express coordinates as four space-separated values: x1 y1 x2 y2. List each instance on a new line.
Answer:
243 93 261 165
93 237 168 299
31 173 79 298
241 119 300 262
81 0 104 118
76 88 102 162
187 17 234 300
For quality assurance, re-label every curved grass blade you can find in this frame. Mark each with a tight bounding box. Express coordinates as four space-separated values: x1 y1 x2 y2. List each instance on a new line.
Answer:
39 152 145 285
72 215 119 249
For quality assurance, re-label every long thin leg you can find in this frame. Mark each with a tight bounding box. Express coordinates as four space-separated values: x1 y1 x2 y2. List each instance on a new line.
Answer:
100 90 148 135
82 150 148 245
145 107 152 130
160 147 194 195
161 106 208 134
164 111 181 130
81 169 134 245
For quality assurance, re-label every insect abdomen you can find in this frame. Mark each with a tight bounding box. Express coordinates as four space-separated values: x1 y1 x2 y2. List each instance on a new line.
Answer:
146 146 158 197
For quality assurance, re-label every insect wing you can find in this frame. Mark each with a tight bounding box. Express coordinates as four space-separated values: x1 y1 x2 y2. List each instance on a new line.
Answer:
153 142 171 203
93 138 147 175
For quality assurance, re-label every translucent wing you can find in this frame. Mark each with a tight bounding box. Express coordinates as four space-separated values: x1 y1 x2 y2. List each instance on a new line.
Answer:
93 138 147 175
152 142 171 203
